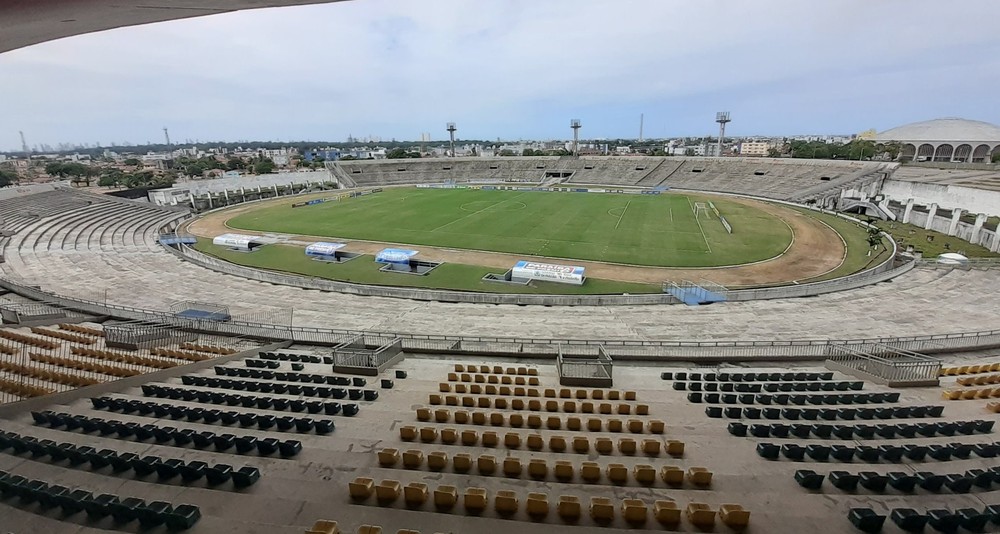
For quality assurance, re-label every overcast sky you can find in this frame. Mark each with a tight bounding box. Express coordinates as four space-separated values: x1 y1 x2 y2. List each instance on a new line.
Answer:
2 0 1000 150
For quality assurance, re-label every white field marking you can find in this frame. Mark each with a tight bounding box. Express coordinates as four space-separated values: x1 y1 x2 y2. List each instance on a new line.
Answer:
686 196 713 254
669 208 674 223
429 193 527 232
614 199 632 230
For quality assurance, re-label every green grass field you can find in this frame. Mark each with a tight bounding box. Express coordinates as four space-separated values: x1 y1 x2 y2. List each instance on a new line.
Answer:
227 188 793 267
192 241 663 294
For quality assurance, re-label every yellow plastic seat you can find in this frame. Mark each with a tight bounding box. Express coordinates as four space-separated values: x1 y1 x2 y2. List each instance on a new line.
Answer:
482 431 499 447
554 460 574 482
549 435 567 452
622 498 648 525
445 395 459 406
490 375 500 384
307 519 339 534
475 374 486 384
515 376 525 385
454 384 467 394
599 403 613 415
576 389 588 399
624 390 637 401
563 401 577 413
470 411 485 425
581 401 595 413
509 413 524 427
666 440 685 456
527 388 540 397
595 437 614 455
547 416 561 430
499 386 512 396
433 409 450 423
440 427 458 445
618 437 637 455
544 388 557 398
469 384 482 395
513 386 526 396
942 390 962 400
503 457 523 478
494 398 508 410
464 487 488 513
485 385 498 395
375 480 401 504
687 466 713 487
961 389 979 400
402 449 424 469
454 364 465 372
558 495 581 522
527 414 542 428
511 398 525 410
419 427 438 443
528 458 548 479
462 396 475 408
349 477 375 500
606 463 628 484
581 461 601 483
567 416 582 431
642 439 661 456
527 433 544 450
590 497 615 523
617 403 631 415
720 503 751 529
378 448 399 467
573 436 590 453
528 400 541 412
592 390 604 400
490 412 505 426
607 419 623 433
427 451 448 471
528 368 538 376
416 407 432 421
461 429 478 446
357 525 382 534
526 492 549 519
587 418 602 432
453 453 472 473
627 419 643 433
608 390 621 400
528 377 540 386
495 490 519 515
454 410 469 424
634 464 656 485
478 397 491 408
433 485 458 511
504 432 521 448
687 502 717 528
654 500 681 526
661 465 684 486
399 426 417 441
648 420 665 434
477 454 497 475
404 482 428 506
428 394 442 405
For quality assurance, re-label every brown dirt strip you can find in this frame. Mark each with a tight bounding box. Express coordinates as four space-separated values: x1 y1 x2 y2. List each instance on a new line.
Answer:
184 192 845 286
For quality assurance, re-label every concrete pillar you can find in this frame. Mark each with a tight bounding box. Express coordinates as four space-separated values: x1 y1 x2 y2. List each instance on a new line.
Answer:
223 190 229 203
188 192 196 210
948 209 963 236
923 203 938 230
902 199 915 224
971 213 988 243
878 198 891 219
991 230 1000 252
206 194 213 209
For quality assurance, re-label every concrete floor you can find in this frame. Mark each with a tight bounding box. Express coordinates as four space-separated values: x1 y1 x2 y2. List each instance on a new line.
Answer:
1 350 998 533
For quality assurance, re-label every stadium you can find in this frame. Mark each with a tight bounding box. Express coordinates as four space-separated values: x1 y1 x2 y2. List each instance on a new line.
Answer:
2 3 1000 534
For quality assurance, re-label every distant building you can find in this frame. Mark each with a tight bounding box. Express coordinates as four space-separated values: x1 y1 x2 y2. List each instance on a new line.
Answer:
739 140 772 157
875 117 1000 163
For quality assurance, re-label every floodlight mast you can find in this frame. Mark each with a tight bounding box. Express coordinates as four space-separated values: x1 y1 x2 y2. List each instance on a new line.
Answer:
446 122 457 157
715 112 731 156
570 119 581 156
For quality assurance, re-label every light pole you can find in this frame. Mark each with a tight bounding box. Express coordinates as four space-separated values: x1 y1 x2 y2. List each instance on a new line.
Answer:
446 123 457 157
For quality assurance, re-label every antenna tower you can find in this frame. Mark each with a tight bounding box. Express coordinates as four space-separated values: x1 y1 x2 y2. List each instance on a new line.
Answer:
570 119 581 156
19 131 29 153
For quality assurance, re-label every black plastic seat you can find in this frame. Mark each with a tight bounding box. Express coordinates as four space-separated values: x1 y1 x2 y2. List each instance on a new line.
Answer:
727 422 747 437
60 488 92 515
762 408 781 420
704 393 720 404
749 424 770 438
944 474 973 493
878 445 904 462
156 458 183 480
794 469 823 489
831 445 855 462
856 446 880 463
916 472 945 492
859 472 888 492
192 431 215 449
687 392 703 403
233 466 261 488
315 419 335 435
891 508 927 533
782 444 805 461
165 504 202 530
257 437 280 455
973 443 998 458
743 407 761 419
805 444 830 461
829 471 859 491
956 508 989 532
205 464 233 485
235 436 258 454
902 444 928 461
111 496 146 523
343 404 360 416
138 500 173 527
84 493 119 519
927 509 960 533
756 442 779 460
927 444 953 461
279 440 302 457
722 406 740 418
276 416 295 431
952 443 972 459
781 408 801 420
705 406 723 418
888 471 917 492
179 461 208 482
966 468 994 489
789 424 811 439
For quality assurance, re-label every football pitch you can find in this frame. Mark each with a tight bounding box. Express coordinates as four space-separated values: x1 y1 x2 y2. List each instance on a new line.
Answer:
226 188 793 267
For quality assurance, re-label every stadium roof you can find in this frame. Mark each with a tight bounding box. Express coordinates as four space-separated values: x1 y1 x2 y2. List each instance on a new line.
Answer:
876 117 1000 143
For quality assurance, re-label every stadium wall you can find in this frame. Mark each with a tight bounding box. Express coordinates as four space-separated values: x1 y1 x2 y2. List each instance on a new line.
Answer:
882 179 1000 218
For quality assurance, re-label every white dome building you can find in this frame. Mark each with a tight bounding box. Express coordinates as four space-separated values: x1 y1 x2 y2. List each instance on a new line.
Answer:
876 118 1000 163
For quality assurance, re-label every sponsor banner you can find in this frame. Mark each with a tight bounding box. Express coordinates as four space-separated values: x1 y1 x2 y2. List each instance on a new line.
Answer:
511 260 585 285
212 233 261 250
375 248 419 264
305 242 347 257
640 190 661 195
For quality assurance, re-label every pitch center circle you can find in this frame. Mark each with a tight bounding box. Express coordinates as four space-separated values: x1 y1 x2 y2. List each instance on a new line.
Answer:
459 201 527 212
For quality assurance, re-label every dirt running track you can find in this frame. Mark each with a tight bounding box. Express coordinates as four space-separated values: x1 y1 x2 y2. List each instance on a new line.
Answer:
185 192 846 287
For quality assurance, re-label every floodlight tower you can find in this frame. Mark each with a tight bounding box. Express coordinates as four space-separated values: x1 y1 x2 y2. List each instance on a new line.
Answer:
715 112 731 156
446 122 457 157
570 119 581 156
19 131 29 153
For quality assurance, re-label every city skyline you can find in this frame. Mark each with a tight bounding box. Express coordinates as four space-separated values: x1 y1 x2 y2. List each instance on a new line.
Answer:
1 0 999 151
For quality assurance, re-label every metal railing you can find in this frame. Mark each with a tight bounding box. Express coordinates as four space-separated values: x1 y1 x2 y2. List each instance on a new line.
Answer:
825 344 941 386
3 276 1000 362
557 345 613 387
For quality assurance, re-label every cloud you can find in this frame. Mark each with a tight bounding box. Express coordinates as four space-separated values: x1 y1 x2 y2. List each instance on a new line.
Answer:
1 0 1000 149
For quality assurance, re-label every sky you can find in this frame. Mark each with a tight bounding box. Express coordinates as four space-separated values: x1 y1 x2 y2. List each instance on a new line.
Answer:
2 0 1000 150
